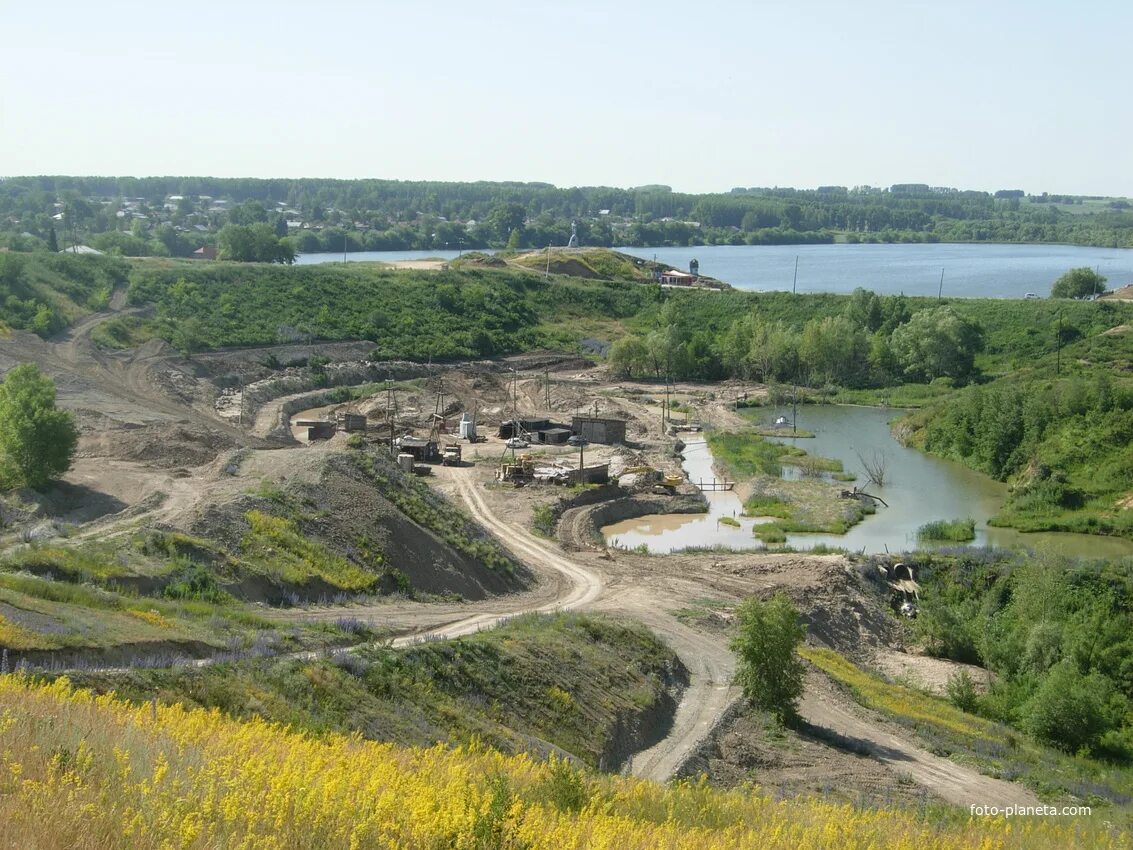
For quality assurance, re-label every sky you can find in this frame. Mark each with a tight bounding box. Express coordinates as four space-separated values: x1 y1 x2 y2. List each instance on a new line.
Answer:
3 0 1131 196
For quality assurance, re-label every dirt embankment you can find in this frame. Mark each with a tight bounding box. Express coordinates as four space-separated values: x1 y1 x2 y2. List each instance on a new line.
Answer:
240 360 432 435
189 452 532 603
559 493 707 551
677 681 943 809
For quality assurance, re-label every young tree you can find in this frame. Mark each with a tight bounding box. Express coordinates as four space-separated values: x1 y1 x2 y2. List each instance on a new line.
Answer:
1051 267 1106 299
889 306 983 382
0 364 78 490
607 335 649 378
47 225 59 253
731 594 807 723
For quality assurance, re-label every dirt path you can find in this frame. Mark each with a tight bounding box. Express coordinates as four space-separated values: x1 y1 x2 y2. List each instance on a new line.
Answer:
431 468 1043 802
593 586 740 782
797 674 1040 807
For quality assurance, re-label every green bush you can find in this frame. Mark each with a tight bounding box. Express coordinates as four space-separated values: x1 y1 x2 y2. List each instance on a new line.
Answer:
1023 661 1122 753
730 594 806 723
917 518 976 542
163 560 230 604
945 669 980 713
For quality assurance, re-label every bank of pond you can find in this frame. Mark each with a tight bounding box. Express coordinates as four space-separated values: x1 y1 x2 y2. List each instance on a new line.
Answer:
603 404 1133 559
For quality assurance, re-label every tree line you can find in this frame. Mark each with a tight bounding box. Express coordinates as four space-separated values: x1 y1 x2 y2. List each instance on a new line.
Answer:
3 177 1132 259
608 288 985 388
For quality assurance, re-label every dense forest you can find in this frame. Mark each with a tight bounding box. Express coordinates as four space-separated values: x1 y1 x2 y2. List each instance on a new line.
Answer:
912 550 1133 759
2 176 1132 258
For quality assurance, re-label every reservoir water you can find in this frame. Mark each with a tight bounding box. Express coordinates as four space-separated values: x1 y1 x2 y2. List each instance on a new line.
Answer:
297 243 1133 299
617 243 1133 298
602 406 1133 559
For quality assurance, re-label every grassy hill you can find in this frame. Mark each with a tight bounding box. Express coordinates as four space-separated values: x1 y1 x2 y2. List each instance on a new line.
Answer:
2 673 1120 849
0 252 128 334
64 612 684 770
508 247 661 283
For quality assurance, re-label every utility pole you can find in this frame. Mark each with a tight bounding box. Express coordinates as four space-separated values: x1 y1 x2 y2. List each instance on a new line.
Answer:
792 381 798 436
386 378 394 456
937 267 945 301
1056 309 1063 376
664 374 670 428
343 232 348 265
545 369 551 410
792 255 799 294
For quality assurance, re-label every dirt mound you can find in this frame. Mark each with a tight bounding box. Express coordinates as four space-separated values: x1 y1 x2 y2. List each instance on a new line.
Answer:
77 423 238 467
1102 324 1130 336
677 699 940 807
188 451 532 602
1101 285 1133 301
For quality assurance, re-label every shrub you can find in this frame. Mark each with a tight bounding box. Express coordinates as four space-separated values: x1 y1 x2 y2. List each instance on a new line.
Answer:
1023 661 1121 753
731 594 806 723
945 669 980 713
162 560 230 604
917 518 976 542
0 364 78 490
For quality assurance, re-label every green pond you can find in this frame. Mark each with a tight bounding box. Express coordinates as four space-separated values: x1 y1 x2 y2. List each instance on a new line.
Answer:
602 405 1133 559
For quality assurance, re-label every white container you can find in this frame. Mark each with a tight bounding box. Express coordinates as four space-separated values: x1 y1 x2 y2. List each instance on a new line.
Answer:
397 453 415 472
458 413 477 440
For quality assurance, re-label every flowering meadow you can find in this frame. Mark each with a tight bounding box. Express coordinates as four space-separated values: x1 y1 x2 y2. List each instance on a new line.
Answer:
0 675 1124 850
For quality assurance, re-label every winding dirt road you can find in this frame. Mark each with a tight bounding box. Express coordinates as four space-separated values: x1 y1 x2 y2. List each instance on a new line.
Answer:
430 466 1039 803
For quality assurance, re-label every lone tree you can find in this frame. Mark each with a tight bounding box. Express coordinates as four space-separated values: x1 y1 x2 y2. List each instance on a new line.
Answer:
1051 267 1106 299
731 593 807 723
0 364 78 490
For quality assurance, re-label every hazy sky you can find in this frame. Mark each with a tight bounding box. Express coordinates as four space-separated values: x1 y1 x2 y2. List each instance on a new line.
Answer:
3 0 1130 195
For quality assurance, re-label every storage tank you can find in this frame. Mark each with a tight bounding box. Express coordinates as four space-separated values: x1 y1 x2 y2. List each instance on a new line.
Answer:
397 453 415 472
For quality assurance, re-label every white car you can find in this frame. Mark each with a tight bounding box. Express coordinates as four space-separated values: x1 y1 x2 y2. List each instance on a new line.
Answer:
505 437 529 449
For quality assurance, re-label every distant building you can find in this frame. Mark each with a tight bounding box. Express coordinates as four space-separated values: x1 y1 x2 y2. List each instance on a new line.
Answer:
658 269 698 286
571 415 627 445
190 245 217 260
58 245 103 255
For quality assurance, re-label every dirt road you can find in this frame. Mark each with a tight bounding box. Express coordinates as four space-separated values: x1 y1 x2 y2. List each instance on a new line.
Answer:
432 466 1041 802
797 676 1039 807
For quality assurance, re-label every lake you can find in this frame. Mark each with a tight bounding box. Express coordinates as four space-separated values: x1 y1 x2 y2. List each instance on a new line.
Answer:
296 243 1133 299
602 406 1133 559
617 243 1133 298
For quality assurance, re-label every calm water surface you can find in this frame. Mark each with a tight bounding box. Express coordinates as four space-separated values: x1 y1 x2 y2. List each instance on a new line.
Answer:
617 243 1133 297
602 406 1133 558
298 243 1133 298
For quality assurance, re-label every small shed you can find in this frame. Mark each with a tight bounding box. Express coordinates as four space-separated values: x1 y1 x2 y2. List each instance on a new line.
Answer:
294 419 336 441
337 412 367 432
571 415 627 445
536 426 572 445
395 436 440 462
498 418 551 439
658 269 698 286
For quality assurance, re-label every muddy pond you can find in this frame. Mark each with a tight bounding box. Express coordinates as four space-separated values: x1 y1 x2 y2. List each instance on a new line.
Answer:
603 405 1133 559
